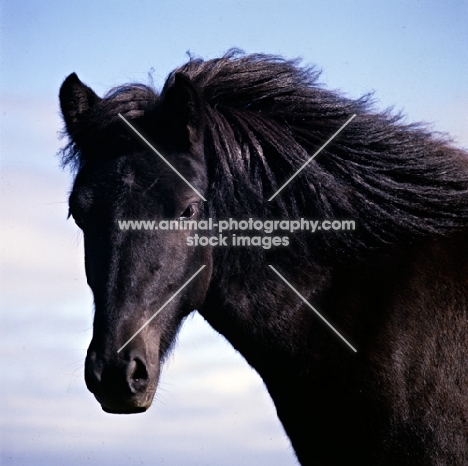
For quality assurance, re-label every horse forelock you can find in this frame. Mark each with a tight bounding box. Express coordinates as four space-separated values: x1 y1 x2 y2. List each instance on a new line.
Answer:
60 84 159 172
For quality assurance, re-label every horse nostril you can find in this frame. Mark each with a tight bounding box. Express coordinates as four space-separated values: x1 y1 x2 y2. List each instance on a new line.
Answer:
127 357 149 393
85 349 151 403
130 357 148 380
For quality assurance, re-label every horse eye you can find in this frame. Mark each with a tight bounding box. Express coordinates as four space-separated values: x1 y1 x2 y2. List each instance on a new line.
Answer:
179 204 197 220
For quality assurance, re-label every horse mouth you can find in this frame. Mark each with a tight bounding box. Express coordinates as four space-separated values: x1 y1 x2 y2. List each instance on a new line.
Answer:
102 405 148 414
91 383 157 415
97 394 154 415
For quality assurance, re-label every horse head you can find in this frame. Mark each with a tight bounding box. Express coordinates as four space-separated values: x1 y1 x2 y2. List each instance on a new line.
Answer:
60 72 211 413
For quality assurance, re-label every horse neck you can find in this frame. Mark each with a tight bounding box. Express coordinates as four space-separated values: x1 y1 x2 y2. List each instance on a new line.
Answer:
199 232 468 464
198 254 335 378
197 243 405 386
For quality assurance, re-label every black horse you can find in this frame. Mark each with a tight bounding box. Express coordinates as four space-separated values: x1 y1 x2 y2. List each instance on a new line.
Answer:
59 51 468 465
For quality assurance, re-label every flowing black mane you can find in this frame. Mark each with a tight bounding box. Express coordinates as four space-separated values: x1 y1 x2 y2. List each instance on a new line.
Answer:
61 51 468 262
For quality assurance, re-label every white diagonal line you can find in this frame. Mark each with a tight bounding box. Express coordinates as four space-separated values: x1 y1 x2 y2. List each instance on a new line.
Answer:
117 265 206 353
268 265 357 352
268 114 356 201
118 113 207 201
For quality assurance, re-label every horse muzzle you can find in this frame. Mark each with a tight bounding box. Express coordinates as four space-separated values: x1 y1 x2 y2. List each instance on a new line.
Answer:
85 347 159 414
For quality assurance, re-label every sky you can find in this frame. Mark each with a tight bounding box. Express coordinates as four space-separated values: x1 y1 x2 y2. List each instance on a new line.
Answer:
0 1 467 465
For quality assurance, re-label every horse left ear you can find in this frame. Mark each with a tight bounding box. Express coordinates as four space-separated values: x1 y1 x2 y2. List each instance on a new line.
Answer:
160 73 205 150
59 73 102 139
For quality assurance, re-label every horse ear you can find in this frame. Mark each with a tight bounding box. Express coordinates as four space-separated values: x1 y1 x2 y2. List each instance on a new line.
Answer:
59 73 101 138
161 73 205 150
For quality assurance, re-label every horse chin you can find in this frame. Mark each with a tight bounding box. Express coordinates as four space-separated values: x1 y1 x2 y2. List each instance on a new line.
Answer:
97 391 156 415
102 405 148 415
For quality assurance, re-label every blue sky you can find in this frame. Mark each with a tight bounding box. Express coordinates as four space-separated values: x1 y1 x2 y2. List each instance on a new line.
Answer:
1 1 467 465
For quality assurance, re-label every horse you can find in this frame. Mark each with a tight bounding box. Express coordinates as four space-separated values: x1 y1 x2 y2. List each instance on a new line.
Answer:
59 51 468 465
